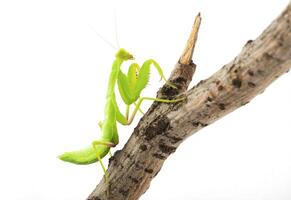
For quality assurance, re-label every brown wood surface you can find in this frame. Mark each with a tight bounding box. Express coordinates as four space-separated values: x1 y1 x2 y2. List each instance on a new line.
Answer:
87 3 291 200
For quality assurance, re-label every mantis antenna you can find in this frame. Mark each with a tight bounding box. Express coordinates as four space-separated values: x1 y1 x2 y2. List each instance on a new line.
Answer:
113 7 120 49
89 25 118 50
89 7 121 50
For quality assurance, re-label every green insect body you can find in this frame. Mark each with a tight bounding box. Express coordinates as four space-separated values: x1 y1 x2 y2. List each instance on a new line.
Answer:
59 48 183 168
59 48 133 165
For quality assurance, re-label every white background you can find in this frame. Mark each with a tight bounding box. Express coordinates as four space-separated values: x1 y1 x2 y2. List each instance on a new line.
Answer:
0 0 290 199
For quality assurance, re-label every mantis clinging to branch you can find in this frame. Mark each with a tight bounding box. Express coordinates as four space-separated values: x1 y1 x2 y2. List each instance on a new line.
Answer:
59 48 183 177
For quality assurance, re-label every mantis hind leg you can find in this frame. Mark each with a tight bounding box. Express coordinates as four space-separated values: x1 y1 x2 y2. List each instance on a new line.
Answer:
97 155 110 197
96 154 110 197
127 96 184 125
92 141 114 182
97 156 108 181
92 140 116 148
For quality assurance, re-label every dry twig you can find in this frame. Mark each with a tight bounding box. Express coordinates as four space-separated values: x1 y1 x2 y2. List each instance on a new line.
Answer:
88 3 291 200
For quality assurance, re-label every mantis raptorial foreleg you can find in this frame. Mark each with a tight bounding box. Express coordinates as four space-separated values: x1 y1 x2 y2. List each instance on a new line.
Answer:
116 59 184 125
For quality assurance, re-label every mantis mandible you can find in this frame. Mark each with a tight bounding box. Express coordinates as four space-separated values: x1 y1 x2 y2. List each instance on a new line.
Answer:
59 48 183 177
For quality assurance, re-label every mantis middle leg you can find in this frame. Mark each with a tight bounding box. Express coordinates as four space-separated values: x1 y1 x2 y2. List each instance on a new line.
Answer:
127 96 184 125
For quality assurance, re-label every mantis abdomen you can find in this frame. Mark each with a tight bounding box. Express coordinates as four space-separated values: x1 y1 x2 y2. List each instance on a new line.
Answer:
59 145 110 165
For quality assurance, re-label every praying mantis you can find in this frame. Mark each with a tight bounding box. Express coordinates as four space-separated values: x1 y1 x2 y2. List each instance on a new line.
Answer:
59 48 183 176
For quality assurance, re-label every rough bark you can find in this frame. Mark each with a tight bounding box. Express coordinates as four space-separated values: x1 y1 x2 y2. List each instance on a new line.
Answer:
88 3 291 200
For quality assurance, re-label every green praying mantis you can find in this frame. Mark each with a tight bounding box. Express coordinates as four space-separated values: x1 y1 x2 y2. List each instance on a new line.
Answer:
59 48 183 177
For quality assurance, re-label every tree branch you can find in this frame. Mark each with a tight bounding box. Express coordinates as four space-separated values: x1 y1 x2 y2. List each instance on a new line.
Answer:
87 3 291 200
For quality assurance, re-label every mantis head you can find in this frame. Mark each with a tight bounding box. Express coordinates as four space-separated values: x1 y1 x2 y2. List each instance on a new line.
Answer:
116 48 134 60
